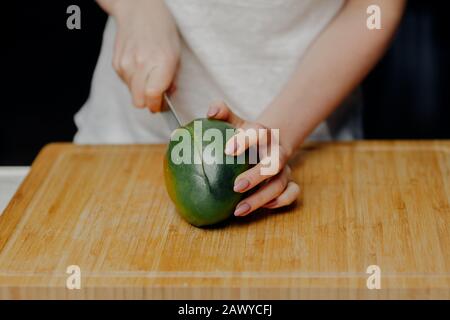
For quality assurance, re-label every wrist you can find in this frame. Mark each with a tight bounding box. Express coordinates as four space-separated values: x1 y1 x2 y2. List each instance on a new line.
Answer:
256 117 298 161
108 0 169 24
279 137 297 161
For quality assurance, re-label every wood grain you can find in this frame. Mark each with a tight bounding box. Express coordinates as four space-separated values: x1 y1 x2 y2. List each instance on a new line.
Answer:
0 141 449 299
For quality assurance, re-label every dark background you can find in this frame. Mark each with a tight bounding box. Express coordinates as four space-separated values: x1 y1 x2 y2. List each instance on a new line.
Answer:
2 0 449 165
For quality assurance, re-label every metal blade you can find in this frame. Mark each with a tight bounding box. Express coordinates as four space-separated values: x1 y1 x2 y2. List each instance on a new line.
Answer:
163 93 182 127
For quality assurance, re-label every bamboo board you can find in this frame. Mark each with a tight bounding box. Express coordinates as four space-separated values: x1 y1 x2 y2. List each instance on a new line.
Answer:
0 141 449 299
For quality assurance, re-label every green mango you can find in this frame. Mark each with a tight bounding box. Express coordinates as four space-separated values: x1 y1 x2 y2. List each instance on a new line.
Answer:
164 118 252 227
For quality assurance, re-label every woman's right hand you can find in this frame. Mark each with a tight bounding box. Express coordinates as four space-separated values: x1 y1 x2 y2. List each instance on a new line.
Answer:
97 0 180 112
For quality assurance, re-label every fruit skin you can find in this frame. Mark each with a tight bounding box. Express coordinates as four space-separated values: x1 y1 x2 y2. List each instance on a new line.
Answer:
164 118 251 227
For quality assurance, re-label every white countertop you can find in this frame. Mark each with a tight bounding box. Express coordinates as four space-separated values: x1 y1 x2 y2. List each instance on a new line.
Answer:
0 167 29 215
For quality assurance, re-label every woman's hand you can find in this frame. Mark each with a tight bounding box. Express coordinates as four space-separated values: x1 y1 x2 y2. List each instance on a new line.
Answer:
98 0 180 112
207 102 300 217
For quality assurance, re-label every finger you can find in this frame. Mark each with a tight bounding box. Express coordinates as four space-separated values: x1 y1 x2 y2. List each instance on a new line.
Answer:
130 66 152 109
263 181 300 209
112 39 122 75
206 101 247 156
167 83 177 95
232 147 289 193
207 101 244 127
117 44 136 86
145 63 176 113
234 166 290 217
224 122 270 156
112 32 125 78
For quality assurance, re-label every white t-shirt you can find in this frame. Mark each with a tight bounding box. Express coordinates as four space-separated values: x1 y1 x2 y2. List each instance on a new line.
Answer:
75 0 361 144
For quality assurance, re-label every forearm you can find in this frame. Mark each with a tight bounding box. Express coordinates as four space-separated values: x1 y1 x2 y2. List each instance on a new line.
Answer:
96 0 165 16
96 0 120 15
258 0 406 156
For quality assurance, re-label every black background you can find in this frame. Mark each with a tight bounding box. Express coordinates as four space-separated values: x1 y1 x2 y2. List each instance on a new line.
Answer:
3 0 450 165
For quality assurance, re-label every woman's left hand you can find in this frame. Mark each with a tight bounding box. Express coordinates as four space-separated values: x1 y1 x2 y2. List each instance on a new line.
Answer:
207 101 300 217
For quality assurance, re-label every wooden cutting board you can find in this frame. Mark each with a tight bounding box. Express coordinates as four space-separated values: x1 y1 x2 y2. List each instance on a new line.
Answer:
0 141 449 299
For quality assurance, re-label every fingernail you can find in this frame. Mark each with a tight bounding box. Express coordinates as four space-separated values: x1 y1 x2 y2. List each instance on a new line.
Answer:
234 203 251 216
225 141 239 155
207 106 219 117
233 179 250 192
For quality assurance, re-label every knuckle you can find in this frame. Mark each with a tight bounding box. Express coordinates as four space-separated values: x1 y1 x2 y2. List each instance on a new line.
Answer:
286 165 292 176
272 177 286 194
278 146 289 165
270 160 283 176
134 52 147 66
119 56 132 70
145 87 162 99
218 103 230 115
242 172 257 188
119 62 129 73
134 57 144 67
164 54 178 67
281 166 290 180
245 170 262 188
133 99 144 109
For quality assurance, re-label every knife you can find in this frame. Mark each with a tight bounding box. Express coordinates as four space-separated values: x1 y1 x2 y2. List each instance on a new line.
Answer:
162 93 183 130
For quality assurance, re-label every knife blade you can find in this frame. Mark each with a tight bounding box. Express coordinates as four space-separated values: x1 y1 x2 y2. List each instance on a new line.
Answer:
163 93 183 129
